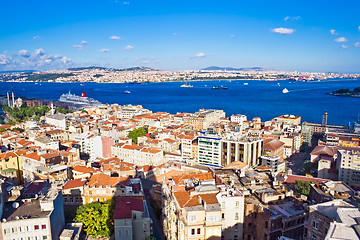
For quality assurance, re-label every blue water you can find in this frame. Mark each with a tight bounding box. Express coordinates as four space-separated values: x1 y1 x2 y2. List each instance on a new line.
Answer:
2 79 360 125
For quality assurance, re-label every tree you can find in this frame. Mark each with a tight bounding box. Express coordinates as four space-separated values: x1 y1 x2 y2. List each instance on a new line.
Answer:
294 180 312 196
128 127 147 144
74 200 114 238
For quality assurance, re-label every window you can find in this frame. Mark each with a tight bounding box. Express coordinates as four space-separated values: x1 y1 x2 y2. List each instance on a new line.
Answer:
191 229 195 235
197 228 201 234
27 226 32 231
42 237 48 240
222 213 225 220
235 201 239 208
189 215 197 222
41 225 46 230
34 225 40 230
20 226 25 232
235 213 239 220
313 221 319 230
265 221 268 229
12 227 18 233
207 215 219 223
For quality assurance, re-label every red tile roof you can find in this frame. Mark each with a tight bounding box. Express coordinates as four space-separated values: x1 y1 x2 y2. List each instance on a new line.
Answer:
113 197 144 219
63 179 87 190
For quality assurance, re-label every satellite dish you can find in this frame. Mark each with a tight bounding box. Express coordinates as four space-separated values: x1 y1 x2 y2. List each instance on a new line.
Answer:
2 218 6 222
14 216 19 220
12 202 19 209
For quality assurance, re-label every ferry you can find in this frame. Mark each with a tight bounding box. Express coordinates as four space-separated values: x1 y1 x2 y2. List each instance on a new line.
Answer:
59 92 101 105
181 83 193 88
123 90 131 94
282 88 289 94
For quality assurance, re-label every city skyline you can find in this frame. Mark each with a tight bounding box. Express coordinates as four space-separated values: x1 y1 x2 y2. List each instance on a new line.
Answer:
1 0 360 72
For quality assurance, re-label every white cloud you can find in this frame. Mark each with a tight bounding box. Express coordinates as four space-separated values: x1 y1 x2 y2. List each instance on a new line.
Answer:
334 37 348 43
109 35 121 40
73 45 84 50
0 49 72 70
341 45 348 49
99 48 110 53
230 34 235 38
284 16 301 21
33 36 41 40
271 27 295 35
330 29 337 35
172 32 179 36
122 1 130 4
190 52 207 59
358 26 360 32
0 54 13 65
19 50 31 58
123 45 134 51
81 40 88 45
354 42 360 48
34 48 46 56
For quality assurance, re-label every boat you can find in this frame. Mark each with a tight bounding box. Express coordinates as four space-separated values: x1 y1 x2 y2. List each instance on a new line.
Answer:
212 86 228 90
282 88 289 94
123 90 131 94
244 83 248 85
181 83 193 88
59 91 101 105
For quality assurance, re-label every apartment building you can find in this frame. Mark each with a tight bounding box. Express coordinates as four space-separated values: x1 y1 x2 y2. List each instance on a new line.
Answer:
337 149 360 188
0 187 65 240
198 132 222 167
113 197 152 240
111 143 165 166
83 173 144 204
221 135 263 167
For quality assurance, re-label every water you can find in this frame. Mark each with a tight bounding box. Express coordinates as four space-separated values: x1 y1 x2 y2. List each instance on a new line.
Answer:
2 79 360 126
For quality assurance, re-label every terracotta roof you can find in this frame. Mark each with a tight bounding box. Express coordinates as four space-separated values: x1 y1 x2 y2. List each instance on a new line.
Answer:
63 179 86 190
41 152 60 159
263 139 285 150
87 173 131 187
73 165 99 174
223 161 247 170
173 192 219 208
311 145 336 157
22 152 41 161
282 174 329 184
113 197 144 219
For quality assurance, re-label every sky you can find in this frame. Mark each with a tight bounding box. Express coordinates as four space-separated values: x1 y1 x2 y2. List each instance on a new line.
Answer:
1 0 360 72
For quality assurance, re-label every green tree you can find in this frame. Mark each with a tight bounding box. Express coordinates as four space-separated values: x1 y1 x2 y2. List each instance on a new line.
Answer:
74 200 115 238
127 127 147 144
294 180 312 196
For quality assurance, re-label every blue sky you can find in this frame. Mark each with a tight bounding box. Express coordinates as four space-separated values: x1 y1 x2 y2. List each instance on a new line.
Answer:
1 0 360 72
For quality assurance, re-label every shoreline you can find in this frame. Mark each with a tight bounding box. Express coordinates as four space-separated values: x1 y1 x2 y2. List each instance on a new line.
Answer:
3 77 359 84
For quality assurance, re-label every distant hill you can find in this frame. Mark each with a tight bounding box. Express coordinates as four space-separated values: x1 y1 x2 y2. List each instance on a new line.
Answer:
201 66 265 71
68 66 157 72
67 66 109 71
0 70 36 74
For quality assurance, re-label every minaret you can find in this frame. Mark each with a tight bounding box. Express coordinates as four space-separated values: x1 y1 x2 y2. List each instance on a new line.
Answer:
7 92 10 107
51 101 55 115
11 92 15 108
322 111 328 126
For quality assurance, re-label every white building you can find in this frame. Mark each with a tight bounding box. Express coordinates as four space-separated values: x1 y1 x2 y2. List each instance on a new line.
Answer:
46 113 66 130
337 149 360 188
198 132 222 167
230 114 247 124
0 188 65 240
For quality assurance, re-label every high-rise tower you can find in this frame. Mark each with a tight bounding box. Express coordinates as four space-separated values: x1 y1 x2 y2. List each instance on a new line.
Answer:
322 111 328 125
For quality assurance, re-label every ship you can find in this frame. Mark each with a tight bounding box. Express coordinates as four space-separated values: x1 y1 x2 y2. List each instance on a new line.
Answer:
181 83 193 88
59 92 101 105
123 90 131 94
282 88 289 94
212 85 228 90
